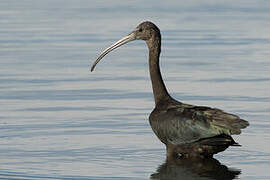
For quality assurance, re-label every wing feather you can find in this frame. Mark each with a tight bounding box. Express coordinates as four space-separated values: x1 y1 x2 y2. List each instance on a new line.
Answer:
149 104 249 145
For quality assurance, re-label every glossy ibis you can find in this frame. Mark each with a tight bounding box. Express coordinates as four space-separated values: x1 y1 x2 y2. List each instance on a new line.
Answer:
91 21 249 158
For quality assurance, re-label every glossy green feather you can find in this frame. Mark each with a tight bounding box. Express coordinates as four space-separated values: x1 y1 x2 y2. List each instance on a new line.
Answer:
149 102 249 145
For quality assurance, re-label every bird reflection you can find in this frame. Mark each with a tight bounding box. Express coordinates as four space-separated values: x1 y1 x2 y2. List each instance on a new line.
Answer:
151 157 241 180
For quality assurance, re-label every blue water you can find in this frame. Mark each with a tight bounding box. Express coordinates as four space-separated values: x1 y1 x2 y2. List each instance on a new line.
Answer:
0 0 270 179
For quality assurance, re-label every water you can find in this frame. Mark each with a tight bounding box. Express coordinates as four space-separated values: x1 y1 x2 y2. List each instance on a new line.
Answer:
1 0 270 179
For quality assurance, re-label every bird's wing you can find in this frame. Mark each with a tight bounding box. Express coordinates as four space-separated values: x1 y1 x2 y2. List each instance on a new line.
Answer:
149 104 249 145
193 106 249 134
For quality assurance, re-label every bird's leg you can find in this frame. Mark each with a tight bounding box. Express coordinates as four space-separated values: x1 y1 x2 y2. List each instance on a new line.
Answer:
166 145 178 160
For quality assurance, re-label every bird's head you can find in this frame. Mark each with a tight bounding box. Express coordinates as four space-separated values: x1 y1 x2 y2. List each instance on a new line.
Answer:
134 21 160 41
90 21 160 71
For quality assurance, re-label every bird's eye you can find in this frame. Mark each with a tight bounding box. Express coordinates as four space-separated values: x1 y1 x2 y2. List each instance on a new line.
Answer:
139 28 143 32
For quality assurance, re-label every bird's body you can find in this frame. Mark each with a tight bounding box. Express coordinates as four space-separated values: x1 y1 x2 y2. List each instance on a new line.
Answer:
91 21 249 158
150 98 247 158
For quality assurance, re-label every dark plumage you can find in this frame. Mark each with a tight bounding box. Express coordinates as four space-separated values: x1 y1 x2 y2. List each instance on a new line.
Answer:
91 21 249 158
150 99 248 158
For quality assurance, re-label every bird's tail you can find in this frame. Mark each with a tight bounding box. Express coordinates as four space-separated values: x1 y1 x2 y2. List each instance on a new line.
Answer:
200 134 240 147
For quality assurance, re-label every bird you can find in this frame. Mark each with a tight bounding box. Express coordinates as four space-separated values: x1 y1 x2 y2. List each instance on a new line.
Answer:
90 21 249 159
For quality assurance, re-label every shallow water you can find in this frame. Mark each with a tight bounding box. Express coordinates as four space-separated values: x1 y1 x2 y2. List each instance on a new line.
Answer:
0 0 270 179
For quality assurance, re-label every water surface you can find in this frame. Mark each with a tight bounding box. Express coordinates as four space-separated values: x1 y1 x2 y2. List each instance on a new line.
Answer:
0 0 270 179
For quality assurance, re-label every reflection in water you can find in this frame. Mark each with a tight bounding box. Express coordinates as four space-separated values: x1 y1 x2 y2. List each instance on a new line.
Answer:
151 157 241 180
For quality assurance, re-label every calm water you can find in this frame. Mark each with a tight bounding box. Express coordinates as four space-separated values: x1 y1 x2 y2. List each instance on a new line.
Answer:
1 0 270 179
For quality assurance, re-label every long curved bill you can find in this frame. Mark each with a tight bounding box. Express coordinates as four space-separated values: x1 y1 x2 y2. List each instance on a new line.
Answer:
90 32 136 72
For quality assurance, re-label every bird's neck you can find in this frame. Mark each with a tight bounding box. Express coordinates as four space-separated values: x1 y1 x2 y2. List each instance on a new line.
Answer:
147 36 171 106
